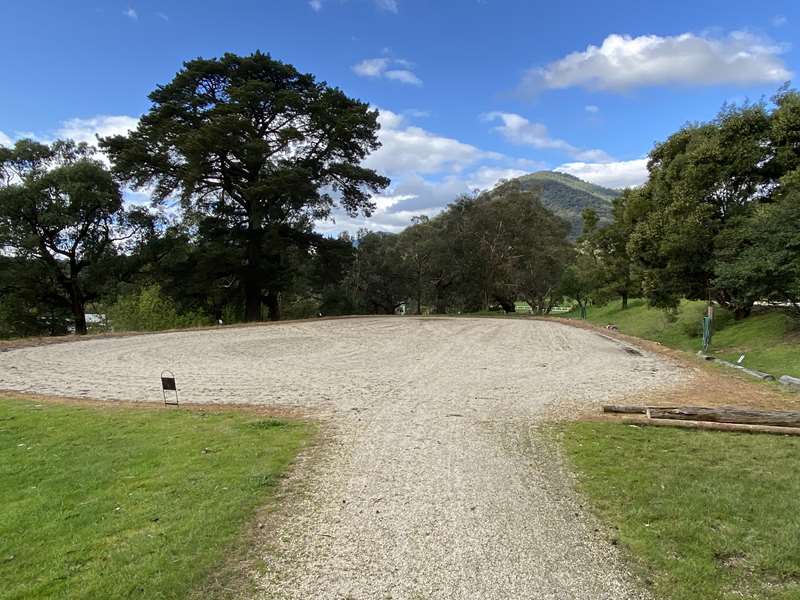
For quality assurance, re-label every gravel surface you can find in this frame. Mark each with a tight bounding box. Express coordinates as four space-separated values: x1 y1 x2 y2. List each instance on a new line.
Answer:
0 316 689 598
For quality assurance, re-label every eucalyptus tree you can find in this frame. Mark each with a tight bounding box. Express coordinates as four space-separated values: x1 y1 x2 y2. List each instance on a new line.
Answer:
626 101 774 317
102 51 389 321
0 140 146 334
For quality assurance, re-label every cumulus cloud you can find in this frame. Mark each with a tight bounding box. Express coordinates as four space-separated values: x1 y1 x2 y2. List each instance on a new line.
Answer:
366 109 498 176
316 111 540 234
384 69 422 86
56 115 140 147
353 57 390 77
352 57 422 85
318 163 534 234
522 31 791 93
0 130 12 147
123 8 138 20
585 105 600 114
484 112 611 161
555 158 649 189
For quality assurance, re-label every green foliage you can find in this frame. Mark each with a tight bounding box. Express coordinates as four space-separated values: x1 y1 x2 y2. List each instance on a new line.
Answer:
0 140 150 334
107 284 211 332
0 256 72 338
355 181 574 315
713 178 800 317
349 231 410 314
564 422 800 600
0 397 310 599
623 91 800 316
101 51 389 323
512 171 619 238
281 296 322 320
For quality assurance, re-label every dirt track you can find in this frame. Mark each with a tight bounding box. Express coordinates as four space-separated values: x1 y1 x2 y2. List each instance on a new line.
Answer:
0 317 690 598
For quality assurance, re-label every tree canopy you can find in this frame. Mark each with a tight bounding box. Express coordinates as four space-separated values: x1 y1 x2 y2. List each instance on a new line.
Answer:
0 140 148 334
101 51 389 321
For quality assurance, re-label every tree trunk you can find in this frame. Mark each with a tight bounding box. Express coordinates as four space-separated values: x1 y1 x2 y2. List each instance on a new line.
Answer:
244 207 263 322
621 291 628 310
416 267 422 315
497 297 516 313
733 304 752 320
70 285 87 335
245 281 262 322
265 290 280 321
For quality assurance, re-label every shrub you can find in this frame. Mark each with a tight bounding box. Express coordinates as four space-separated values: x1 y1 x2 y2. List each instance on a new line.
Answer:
108 285 211 331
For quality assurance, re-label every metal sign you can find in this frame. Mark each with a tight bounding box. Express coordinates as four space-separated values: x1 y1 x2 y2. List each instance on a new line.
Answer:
161 370 179 406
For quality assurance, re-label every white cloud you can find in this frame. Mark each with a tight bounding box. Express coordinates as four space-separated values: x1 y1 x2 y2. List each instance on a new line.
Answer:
123 8 138 20
310 0 397 12
367 109 499 176
384 69 422 86
375 0 398 12
56 115 140 147
772 15 787 27
0 130 12 147
466 166 529 190
555 158 649 189
315 110 551 234
585 105 600 114
353 58 391 77
352 57 422 85
522 31 791 93
317 164 535 235
156 11 169 21
484 112 611 161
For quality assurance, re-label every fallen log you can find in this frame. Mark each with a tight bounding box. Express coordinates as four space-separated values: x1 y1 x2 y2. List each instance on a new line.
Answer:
602 404 649 415
646 406 800 428
779 375 800 390
739 367 776 381
621 416 800 436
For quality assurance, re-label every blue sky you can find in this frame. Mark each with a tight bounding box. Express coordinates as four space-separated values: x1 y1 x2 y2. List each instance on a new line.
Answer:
2 1 799 232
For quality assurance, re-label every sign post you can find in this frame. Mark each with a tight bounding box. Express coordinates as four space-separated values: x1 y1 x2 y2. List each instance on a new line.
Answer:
161 370 179 406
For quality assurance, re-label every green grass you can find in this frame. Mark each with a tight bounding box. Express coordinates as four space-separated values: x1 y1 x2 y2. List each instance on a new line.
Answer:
0 398 311 600
567 299 800 378
563 422 800 600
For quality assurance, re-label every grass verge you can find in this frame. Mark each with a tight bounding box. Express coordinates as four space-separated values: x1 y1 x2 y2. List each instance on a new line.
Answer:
567 299 800 378
0 398 311 599
563 421 800 600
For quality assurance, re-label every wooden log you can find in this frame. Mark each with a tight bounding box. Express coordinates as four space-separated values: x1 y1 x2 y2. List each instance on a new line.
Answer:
712 358 776 381
647 406 800 428
621 417 800 436
602 404 648 414
779 375 800 390
739 367 776 381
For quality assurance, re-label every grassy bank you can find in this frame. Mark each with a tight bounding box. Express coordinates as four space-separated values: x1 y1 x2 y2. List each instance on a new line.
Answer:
563 422 800 600
0 398 310 599
567 299 800 378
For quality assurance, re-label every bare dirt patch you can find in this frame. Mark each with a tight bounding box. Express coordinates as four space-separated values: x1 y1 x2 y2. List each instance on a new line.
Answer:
543 316 800 414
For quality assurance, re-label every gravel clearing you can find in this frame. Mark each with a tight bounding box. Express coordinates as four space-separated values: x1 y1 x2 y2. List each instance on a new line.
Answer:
0 316 690 598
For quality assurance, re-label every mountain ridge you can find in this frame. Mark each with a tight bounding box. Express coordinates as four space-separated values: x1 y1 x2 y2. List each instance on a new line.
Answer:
502 171 620 238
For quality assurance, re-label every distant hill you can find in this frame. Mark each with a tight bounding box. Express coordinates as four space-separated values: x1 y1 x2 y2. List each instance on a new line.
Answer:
504 171 620 238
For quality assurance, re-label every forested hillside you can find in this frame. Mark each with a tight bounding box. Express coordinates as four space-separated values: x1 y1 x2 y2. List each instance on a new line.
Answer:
511 171 619 237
